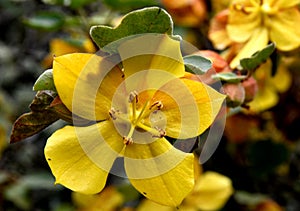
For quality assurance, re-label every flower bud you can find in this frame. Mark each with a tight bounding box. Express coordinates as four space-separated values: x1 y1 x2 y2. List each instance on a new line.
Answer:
242 76 258 103
223 83 245 107
162 0 207 27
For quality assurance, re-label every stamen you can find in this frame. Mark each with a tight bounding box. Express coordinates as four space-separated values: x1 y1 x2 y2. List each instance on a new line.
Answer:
135 100 150 124
139 101 163 120
233 3 257 14
152 127 166 138
136 122 166 139
128 91 138 103
123 124 136 145
129 91 139 121
117 92 166 145
109 108 118 120
123 136 133 145
149 101 163 110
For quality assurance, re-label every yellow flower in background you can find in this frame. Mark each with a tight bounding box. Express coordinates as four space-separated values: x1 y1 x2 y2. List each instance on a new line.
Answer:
209 9 232 51
42 37 96 68
247 59 292 112
44 34 225 207
72 186 123 211
211 0 231 13
181 171 233 211
137 171 233 211
227 0 300 67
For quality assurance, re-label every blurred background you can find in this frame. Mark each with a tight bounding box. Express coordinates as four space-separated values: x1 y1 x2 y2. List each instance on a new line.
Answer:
1 0 300 210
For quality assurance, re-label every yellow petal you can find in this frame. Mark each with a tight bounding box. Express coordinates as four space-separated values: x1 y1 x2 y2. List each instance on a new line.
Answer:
45 121 124 194
248 86 278 112
53 53 123 120
270 63 292 93
116 34 185 104
50 39 83 56
183 171 233 211
137 199 174 211
268 8 300 51
227 4 261 43
208 9 232 50
150 78 225 139
72 186 123 211
118 34 185 79
271 0 300 8
230 27 269 68
124 138 195 207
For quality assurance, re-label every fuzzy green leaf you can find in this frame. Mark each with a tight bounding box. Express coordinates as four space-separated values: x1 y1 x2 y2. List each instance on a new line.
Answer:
103 0 159 12
33 69 57 92
211 72 247 83
240 43 275 71
183 55 212 75
42 0 96 9
90 7 180 53
23 12 64 31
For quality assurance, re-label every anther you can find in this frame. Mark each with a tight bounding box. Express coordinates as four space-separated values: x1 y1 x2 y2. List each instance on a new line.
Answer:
149 101 163 110
152 127 166 138
109 108 118 120
128 91 138 103
123 136 133 145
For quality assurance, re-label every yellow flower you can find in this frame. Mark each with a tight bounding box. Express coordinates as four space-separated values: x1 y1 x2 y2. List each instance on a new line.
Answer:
44 34 225 207
42 37 96 68
227 0 300 67
72 186 123 211
181 171 234 211
247 59 292 112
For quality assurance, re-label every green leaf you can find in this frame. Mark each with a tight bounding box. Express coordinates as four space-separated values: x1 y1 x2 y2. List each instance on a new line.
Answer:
42 0 96 9
211 72 247 83
4 182 30 210
183 55 212 75
4 172 62 210
21 172 59 190
23 12 64 31
103 0 159 12
90 7 180 53
240 43 275 71
234 191 268 206
33 69 57 92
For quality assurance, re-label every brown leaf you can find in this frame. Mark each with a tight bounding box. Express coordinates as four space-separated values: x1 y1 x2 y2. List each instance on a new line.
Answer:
10 110 59 143
50 96 93 126
50 96 73 122
29 90 56 112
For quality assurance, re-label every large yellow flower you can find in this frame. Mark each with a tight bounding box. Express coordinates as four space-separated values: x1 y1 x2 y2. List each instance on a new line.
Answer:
44 34 225 207
227 0 300 67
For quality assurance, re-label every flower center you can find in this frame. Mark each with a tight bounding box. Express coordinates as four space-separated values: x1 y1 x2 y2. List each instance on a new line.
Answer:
109 91 166 145
260 3 276 15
